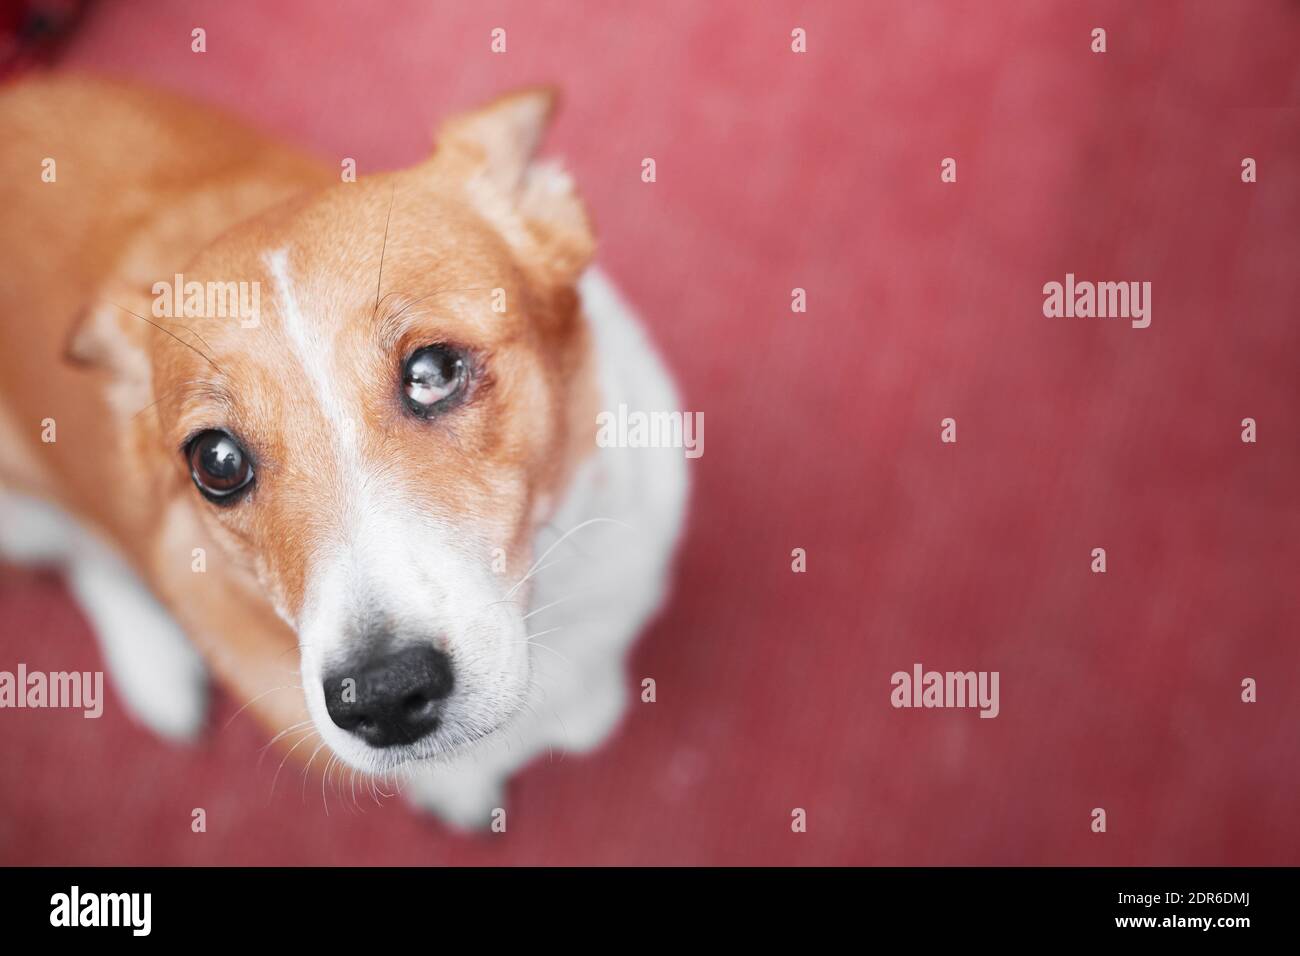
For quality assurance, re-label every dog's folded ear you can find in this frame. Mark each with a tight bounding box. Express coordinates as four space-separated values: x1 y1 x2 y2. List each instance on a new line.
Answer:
65 297 150 380
63 291 156 416
432 88 594 286
436 88 556 196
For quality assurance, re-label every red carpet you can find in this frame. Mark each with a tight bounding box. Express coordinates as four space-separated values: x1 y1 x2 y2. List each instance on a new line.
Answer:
1 0 1298 865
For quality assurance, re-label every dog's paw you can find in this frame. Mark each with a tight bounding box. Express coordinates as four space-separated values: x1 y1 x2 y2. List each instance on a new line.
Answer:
99 608 210 743
67 558 210 742
403 769 504 832
113 629 209 743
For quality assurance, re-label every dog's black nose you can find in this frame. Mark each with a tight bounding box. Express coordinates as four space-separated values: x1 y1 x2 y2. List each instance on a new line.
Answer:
322 646 453 747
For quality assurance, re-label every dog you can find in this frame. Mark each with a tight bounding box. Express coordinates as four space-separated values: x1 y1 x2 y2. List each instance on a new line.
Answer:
0 75 687 828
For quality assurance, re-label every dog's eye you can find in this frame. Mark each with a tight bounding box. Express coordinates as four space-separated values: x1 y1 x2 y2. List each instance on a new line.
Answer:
402 345 468 415
187 430 254 503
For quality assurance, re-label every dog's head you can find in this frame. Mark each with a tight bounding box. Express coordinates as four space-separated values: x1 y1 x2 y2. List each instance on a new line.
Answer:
76 91 598 771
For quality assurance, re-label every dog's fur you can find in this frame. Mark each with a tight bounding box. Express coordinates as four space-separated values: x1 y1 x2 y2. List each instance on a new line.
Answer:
0 76 686 827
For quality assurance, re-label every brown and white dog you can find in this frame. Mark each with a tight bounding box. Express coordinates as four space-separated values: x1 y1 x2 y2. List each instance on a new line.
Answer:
0 76 687 827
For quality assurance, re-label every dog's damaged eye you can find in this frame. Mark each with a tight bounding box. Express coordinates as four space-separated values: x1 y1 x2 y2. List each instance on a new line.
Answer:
186 430 255 503
402 345 469 416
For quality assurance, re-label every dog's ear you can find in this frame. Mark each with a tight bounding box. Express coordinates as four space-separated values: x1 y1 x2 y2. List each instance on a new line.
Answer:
64 293 154 409
66 300 147 373
432 88 594 285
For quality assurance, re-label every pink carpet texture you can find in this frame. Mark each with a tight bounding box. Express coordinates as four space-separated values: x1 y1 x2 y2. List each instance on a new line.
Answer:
1 0 1298 865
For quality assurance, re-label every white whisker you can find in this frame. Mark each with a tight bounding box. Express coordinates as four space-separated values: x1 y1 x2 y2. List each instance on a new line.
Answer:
270 729 318 801
222 684 303 731
504 517 634 601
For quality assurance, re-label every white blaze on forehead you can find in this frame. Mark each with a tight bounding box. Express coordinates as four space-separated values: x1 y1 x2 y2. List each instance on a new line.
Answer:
263 246 373 627
263 247 359 456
